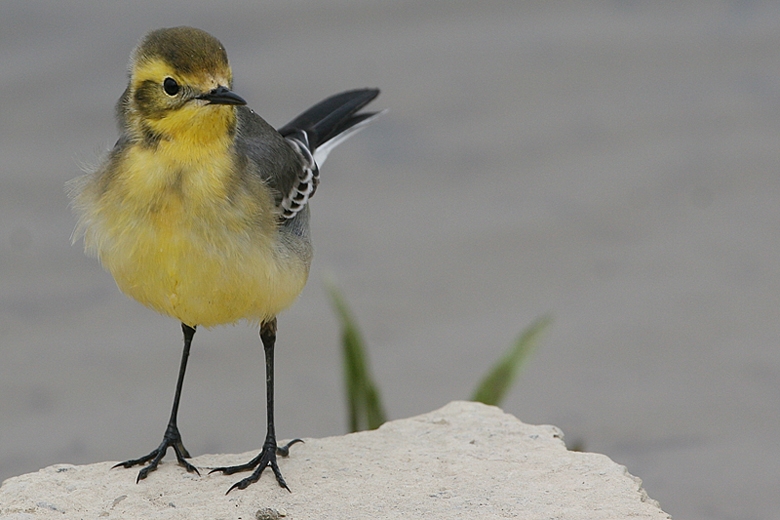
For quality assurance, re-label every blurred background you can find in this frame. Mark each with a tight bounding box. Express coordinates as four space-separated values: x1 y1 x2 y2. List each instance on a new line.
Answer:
2 1 780 518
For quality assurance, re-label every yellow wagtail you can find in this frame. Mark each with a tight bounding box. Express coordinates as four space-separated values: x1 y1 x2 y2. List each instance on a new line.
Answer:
67 26 381 493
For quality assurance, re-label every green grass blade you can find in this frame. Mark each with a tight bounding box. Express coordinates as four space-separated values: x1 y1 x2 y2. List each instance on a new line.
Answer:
325 278 387 432
471 314 552 406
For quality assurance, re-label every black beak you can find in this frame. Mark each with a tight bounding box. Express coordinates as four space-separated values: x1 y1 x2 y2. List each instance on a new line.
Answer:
197 86 247 106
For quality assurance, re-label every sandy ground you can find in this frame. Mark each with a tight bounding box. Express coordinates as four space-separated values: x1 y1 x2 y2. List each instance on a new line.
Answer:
2 2 780 519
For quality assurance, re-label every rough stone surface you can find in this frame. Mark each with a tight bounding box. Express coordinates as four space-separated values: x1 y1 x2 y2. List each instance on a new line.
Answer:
0 402 670 519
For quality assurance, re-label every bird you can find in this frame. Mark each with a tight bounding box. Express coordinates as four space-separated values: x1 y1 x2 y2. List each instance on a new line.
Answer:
67 26 381 493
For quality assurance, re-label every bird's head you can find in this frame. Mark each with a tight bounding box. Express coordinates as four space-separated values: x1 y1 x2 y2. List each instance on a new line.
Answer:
120 26 247 147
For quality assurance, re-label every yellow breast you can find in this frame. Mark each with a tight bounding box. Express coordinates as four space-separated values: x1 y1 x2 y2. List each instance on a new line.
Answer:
73 138 309 328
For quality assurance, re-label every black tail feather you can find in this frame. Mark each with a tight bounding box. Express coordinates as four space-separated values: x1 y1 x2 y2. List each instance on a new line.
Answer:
278 89 380 150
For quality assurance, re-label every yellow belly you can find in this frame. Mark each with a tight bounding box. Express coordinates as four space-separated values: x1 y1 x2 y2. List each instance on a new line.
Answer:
104 219 309 328
73 143 310 328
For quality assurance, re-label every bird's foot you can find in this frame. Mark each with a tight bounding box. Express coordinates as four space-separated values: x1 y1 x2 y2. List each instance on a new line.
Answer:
112 422 199 482
210 438 303 493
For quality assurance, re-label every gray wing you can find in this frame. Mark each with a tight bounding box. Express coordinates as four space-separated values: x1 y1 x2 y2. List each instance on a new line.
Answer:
234 106 304 213
234 89 381 223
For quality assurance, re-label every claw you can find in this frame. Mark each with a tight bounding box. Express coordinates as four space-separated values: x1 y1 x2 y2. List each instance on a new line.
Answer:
114 424 199 482
211 438 301 493
276 438 304 457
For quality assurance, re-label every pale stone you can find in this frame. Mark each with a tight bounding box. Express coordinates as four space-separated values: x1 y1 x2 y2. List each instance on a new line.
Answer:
0 401 670 519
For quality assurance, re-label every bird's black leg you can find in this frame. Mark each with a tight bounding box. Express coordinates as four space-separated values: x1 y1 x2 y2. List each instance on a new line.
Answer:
210 318 303 493
113 323 200 481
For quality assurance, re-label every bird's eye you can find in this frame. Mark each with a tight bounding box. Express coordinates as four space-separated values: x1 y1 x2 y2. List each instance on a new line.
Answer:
163 77 180 96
